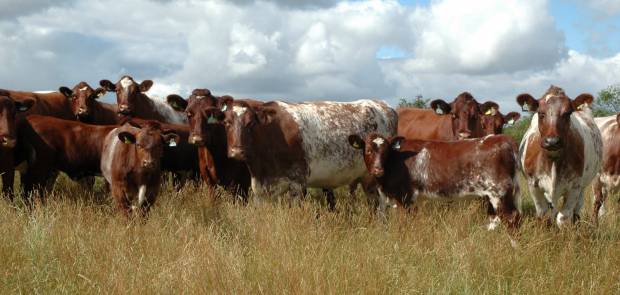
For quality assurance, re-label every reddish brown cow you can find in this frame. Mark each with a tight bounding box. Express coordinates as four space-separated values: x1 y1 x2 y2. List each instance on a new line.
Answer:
100 76 187 124
1 89 74 120
101 121 179 217
59 82 118 124
518 85 602 227
478 102 521 135
589 115 620 224
15 115 117 199
166 89 250 199
348 133 521 230
397 92 498 140
0 92 34 198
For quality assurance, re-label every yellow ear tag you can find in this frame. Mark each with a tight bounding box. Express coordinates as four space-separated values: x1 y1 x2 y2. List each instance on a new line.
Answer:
577 103 587 111
352 142 360 148
124 138 132 144
485 109 493 115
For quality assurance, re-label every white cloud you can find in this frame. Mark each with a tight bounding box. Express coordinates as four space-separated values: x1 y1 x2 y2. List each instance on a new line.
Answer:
0 0 617 114
585 0 620 17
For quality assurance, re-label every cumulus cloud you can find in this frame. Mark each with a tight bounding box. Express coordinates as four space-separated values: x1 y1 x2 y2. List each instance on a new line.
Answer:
0 0 617 113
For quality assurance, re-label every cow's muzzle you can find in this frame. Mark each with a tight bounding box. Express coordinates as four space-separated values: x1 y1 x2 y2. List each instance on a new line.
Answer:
189 135 204 146
1 137 16 148
229 147 247 160
118 105 132 115
458 131 471 139
542 136 562 151
371 168 385 178
142 159 156 170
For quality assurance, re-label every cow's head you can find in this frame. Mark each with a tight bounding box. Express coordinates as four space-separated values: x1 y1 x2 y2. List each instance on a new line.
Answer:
517 85 593 152
167 89 221 146
100 75 153 116
59 82 106 122
117 121 179 171
479 101 521 135
430 92 483 139
349 133 403 178
218 99 276 161
0 93 34 148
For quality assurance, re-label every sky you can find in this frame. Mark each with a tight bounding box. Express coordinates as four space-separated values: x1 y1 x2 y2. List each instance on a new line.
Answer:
0 0 619 112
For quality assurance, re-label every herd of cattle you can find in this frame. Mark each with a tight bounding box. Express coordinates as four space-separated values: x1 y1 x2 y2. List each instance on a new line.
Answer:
1 76 619 231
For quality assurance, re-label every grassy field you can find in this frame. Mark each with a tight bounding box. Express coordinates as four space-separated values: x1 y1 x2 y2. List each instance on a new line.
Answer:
1 174 620 294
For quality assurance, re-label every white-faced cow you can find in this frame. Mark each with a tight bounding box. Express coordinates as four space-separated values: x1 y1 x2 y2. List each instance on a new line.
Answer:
348 133 521 230
518 85 602 227
591 114 620 224
99 76 186 124
0 92 34 198
101 120 179 217
58 82 118 124
397 92 499 140
212 98 397 207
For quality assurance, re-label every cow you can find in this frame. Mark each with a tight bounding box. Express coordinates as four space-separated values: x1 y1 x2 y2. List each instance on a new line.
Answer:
210 97 397 208
478 102 521 135
517 85 602 227
166 89 250 199
58 82 118 124
397 92 498 140
591 114 620 224
15 115 118 201
1 88 75 120
101 120 179 217
348 133 521 230
99 76 187 124
0 92 34 198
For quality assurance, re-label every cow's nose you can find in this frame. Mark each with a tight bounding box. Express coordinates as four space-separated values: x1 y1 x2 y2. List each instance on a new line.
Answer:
78 107 87 114
1 137 16 148
190 135 204 145
458 131 471 139
371 168 384 177
142 160 154 168
229 147 246 160
118 105 130 114
542 137 562 150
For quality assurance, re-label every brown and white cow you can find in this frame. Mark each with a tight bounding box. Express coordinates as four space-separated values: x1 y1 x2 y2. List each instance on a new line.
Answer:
58 82 118 124
211 98 397 206
348 133 521 230
397 92 497 140
591 114 620 224
15 115 117 199
99 76 187 124
479 102 521 135
518 85 602 227
166 89 250 199
101 121 179 217
0 92 34 198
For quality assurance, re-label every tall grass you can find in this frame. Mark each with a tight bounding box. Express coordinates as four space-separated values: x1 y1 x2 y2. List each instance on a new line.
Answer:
1 174 620 294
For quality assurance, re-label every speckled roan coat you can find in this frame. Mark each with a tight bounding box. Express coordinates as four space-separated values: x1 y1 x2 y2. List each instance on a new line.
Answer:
591 114 620 224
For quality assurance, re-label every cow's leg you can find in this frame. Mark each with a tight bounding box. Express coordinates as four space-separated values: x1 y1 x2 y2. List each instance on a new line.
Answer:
77 176 96 192
556 190 581 228
322 188 336 211
111 185 131 218
529 186 550 221
1 169 14 201
486 195 502 231
592 176 605 225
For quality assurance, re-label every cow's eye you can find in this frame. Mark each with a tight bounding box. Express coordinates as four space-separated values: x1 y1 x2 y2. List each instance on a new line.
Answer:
186 112 192 118
538 112 545 119
562 111 572 119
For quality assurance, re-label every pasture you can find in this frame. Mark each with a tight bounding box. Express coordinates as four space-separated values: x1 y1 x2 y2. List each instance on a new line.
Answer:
1 174 620 294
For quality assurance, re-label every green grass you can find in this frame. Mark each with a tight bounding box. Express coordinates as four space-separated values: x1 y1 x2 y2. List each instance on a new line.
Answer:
1 174 620 294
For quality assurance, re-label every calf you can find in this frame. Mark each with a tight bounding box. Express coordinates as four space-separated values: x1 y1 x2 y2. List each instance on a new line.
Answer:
397 92 497 140
0 93 34 198
479 102 521 135
58 82 118 124
591 114 620 224
211 97 397 208
167 89 250 199
15 115 117 199
518 85 602 227
348 133 521 230
101 121 179 217
100 76 187 124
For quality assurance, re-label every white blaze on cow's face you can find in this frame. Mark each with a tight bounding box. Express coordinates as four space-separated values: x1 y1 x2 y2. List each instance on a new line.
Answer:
233 106 247 117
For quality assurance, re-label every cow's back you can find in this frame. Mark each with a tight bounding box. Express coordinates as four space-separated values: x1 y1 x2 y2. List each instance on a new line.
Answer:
6 90 73 119
397 108 453 140
277 99 397 188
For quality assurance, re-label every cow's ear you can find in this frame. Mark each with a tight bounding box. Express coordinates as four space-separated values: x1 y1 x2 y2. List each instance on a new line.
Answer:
480 101 499 116
100 80 116 91
348 134 365 150
572 93 594 111
219 96 233 112
14 98 35 112
162 132 180 147
166 94 188 111
516 94 538 112
59 86 73 98
118 132 136 144
390 136 405 151
139 80 153 92
94 87 106 99
504 112 520 126
256 107 277 124
430 99 451 115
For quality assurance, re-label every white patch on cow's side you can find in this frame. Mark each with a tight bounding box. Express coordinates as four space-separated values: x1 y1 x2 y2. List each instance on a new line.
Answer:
120 77 133 89
101 128 121 184
80 86 88 91
33 91 55 94
233 106 247 117
137 185 147 207
372 137 385 147
148 96 188 124
276 99 397 189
